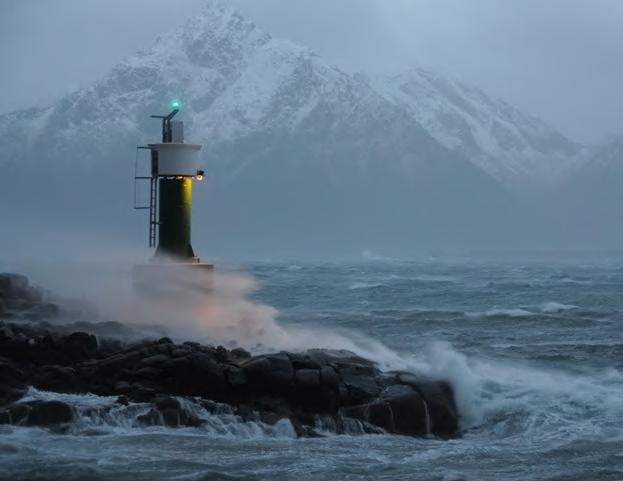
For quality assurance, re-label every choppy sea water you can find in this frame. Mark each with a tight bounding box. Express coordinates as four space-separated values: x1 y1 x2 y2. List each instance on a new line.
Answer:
3 259 623 481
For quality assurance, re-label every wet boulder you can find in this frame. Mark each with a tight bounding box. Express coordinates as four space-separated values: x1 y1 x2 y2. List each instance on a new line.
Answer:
32 365 77 392
413 380 459 438
380 385 429 436
58 332 98 363
0 403 31 425
339 385 429 436
241 353 294 391
338 364 381 404
0 356 27 406
224 365 247 388
319 366 340 389
294 369 321 390
0 274 52 318
26 400 74 426
265 353 295 386
137 397 204 428
161 352 227 399
288 353 322 370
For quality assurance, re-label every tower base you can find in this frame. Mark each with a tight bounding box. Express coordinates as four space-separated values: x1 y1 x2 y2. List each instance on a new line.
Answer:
133 261 214 298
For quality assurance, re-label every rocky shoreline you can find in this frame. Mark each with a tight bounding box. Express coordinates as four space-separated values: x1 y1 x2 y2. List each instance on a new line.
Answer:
0 273 460 438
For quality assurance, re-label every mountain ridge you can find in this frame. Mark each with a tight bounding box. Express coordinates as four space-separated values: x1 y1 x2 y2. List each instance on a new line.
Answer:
0 0 611 256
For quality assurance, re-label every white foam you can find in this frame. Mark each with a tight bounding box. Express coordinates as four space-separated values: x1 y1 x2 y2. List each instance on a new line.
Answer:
17 389 297 439
400 341 623 440
540 301 579 313
348 281 385 290
465 308 533 319
19 387 118 409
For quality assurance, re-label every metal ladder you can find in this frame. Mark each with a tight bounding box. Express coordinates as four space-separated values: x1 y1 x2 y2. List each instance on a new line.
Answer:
134 146 158 248
148 177 158 248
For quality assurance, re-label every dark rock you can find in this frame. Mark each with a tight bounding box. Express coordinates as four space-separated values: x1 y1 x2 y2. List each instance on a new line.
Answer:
0 357 27 406
26 400 73 426
171 348 190 358
128 386 158 402
230 347 251 361
134 367 162 379
225 366 247 388
366 400 395 432
96 351 142 375
377 372 400 388
0 275 11 296
339 404 368 422
235 404 260 422
32 365 76 392
161 352 227 399
154 396 181 411
241 356 271 382
0 403 31 425
307 349 375 368
381 385 428 436
339 365 381 404
319 366 339 389
114 381 132 394
136 398 204 428
0 410 10 424
265 353 295 386
413 381 459 438
0 356 25 387
338 385 430 436
157 337 173 345
61 332 98 360
0 274 28 297
0 325 15 341
136 408 161 426
295 369 321 389
139 354 170 367
215 346 228 362
288 353 322 370
160 408 182 427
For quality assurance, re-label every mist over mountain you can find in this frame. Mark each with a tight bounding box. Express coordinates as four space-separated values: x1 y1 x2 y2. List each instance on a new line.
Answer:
0 0 619 258
370 69 582 190
545 135 623 250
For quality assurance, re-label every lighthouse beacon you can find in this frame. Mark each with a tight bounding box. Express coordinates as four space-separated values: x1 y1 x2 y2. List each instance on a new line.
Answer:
133 100 213 293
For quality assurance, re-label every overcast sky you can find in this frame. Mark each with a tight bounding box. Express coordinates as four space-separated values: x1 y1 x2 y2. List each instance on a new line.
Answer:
1 0 621 144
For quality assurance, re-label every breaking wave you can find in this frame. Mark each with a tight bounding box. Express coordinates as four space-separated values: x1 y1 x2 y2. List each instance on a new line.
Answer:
17 388 298 439
540 301 579 313
465 308 534 319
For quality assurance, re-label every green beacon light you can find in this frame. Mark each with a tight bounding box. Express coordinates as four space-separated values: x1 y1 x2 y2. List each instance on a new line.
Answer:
170 99 182 110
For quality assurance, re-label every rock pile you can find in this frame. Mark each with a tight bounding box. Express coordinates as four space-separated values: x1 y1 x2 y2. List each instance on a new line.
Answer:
0 273 59 319
0 273 460 438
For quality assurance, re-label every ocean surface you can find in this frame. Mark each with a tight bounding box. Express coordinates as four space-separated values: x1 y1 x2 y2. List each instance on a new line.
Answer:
2 259 623 480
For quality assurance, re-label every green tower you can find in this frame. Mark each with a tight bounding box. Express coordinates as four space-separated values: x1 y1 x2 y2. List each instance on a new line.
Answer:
156 177 195 260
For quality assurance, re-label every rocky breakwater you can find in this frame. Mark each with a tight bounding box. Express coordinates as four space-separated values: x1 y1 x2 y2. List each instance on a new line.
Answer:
0 273 460 438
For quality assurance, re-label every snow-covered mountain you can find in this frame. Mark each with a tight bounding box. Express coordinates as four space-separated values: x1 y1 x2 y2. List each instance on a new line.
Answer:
0 0 584 256
370 69 582 188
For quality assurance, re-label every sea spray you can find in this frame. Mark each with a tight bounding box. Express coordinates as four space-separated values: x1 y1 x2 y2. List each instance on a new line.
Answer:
16 260 623 441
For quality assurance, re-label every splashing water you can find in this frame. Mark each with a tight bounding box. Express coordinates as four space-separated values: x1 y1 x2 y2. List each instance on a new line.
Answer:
5 260 623 480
